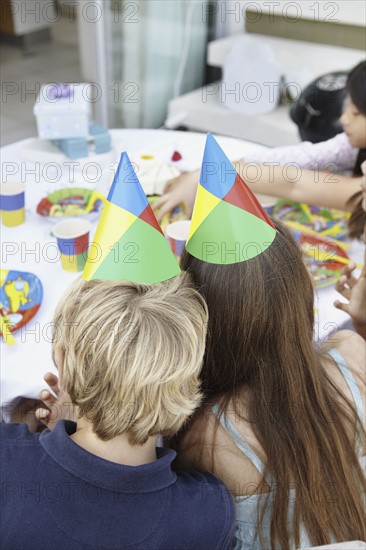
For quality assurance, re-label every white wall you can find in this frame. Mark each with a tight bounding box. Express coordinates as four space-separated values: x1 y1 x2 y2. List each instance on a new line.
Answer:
262 0 365 26
215 0 366 38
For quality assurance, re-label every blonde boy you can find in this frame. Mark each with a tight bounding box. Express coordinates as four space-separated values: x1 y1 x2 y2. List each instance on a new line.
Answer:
1 274 235 549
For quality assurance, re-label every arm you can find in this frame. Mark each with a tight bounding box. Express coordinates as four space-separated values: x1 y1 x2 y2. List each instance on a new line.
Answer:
153 143 361 220
242 133 358 172
237 161 363 212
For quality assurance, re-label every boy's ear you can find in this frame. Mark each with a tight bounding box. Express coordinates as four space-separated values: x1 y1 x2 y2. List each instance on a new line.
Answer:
54 348 65 387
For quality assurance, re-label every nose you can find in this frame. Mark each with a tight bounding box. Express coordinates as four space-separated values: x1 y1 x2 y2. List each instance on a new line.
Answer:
340 111 348 128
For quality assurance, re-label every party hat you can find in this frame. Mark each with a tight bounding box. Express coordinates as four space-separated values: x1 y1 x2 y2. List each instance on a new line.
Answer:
186 134 276 264
83 153 181 283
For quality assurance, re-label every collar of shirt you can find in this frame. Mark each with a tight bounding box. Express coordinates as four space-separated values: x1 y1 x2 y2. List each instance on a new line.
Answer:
40 420 177 493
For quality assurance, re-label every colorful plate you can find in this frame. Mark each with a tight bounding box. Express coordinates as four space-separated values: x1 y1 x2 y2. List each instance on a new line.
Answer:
0 270 43 335
274 200 349 240
289 231 350 288
37 188 105 222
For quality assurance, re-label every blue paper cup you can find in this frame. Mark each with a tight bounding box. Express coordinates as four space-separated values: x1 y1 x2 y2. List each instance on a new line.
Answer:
53 218 90 272
0 182 25 227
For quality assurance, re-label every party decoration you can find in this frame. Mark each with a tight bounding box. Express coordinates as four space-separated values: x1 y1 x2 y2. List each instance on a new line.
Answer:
186 133 276 264
171 150 182 162
83 152 181 283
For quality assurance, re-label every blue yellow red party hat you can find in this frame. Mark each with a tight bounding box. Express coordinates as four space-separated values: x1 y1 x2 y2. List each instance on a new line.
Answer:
186 134 276 264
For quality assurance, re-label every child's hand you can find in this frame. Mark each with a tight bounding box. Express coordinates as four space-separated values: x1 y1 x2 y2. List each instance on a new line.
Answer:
334 263 366 337
153 170 199 221
35 372 78 429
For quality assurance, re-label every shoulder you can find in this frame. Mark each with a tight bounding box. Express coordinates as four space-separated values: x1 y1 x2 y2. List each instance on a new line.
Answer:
173 469 235 547
175 409 217 471
331 132 351 146
322 330 365 421
328 132 356 152
0 423 41 457
0 422 38 442
323 330 365 385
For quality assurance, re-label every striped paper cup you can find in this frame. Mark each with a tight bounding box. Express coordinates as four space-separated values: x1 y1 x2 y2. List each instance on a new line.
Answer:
165 220 191 258
0 182 25 227
53 218 90 272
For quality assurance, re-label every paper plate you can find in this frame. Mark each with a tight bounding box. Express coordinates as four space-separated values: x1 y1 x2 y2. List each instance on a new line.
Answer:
36 188 104 222
290 231 350 288
274 200 349 240
0 270 43 335
130 155 181 196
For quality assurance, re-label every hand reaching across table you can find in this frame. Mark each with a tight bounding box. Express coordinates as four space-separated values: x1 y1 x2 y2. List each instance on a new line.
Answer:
152 170 199 221
335 262 366 339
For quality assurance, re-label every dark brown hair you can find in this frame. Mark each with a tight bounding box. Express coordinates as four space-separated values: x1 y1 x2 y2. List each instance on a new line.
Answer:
347 150 366 239
176 220 365 549
347 61 366 238
346 61 366 115
347 196 366 239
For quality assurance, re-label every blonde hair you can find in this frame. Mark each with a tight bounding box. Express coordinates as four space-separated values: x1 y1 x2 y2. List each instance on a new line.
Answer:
52 273 208 444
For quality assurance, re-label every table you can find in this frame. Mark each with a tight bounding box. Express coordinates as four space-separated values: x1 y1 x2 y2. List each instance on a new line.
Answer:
1 129 364 414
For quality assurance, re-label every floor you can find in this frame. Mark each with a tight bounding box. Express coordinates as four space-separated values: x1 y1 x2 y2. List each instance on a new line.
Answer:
0 17 82 147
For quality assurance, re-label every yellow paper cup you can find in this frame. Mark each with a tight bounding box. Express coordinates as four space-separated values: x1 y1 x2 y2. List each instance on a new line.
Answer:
0 182 25 227
53 218 91 273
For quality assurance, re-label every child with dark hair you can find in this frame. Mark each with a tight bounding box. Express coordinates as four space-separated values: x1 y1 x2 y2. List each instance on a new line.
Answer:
154 61 366 224
168 134 365 549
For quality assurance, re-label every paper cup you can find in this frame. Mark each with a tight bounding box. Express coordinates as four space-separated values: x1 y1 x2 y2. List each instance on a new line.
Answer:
257 194 277 217
0 182 25 226
53 218 90 272
165 220 191 257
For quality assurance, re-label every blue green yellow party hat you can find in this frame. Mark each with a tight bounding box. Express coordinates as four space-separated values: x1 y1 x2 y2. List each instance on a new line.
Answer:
83 152 181 283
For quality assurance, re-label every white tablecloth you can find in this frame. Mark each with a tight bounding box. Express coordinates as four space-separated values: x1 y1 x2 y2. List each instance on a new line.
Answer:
1 129 364 411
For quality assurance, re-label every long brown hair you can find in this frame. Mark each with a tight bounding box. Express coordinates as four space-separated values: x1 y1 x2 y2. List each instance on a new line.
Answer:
347 149 366 239
176 220 365 549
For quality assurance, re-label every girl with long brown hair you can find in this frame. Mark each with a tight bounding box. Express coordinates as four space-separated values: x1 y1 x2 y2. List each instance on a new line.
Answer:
173 220 365 549
170 130 365 549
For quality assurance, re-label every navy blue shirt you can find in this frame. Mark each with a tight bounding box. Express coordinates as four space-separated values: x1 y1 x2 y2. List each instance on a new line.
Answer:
1 421 235 549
